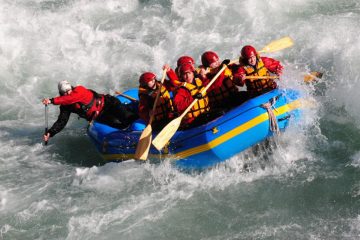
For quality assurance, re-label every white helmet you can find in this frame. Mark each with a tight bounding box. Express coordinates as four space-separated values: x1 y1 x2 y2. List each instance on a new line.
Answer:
58 80 72 95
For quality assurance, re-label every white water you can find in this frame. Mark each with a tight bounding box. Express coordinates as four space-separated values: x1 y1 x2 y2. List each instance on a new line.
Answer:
0 0 359 239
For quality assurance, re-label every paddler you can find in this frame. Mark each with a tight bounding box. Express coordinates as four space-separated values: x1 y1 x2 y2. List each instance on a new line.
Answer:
169 63 211 128
42 80 138 143
233 45 283 97
137 71 175 130
169 55 197 89
199 51 238 110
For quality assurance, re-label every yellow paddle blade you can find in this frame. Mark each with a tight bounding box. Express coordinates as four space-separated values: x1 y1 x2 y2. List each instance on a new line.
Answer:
304 71 323 83
134 124 152 160
259 37 294 53
152 117 182 151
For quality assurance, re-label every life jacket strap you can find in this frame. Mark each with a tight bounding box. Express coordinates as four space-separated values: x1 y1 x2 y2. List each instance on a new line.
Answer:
80 90 104 120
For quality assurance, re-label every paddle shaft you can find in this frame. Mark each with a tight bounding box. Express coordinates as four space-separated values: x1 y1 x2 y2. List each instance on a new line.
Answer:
179 64 228 119
245 76 279 80
44 105 48 146
115 92 138 102
148 70 167 125
246 73 322 82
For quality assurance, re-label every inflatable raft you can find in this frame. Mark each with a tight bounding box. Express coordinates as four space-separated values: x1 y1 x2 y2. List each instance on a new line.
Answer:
87 88 304 170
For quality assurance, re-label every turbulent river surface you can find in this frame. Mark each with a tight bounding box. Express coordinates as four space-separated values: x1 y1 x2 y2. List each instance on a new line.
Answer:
0 0 359 239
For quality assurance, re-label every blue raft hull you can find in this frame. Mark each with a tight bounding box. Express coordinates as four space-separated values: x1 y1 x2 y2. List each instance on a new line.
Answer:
88 88 304 170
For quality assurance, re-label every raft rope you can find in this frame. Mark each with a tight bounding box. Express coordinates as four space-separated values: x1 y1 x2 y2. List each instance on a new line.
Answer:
261 97 280 134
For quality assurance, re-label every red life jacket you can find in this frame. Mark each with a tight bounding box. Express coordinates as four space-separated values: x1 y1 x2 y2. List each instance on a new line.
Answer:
52 86 104 121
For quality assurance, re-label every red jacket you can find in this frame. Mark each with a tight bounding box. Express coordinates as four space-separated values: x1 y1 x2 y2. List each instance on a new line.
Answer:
200 69 226 92
166 68 182 89
261 57 282 73
173 87 193 114
173 87 194 125
138 94 152 123
52 86 104 120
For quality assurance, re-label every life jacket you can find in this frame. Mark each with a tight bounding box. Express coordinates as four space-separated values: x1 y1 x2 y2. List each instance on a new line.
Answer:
206 66 238 107
180 78 210 120
72 89 104 121
138 82 173 122
51 86 104 121
243 55 277 94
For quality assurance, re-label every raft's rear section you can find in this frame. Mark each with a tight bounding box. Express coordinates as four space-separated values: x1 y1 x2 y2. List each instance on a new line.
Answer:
171 89 302 170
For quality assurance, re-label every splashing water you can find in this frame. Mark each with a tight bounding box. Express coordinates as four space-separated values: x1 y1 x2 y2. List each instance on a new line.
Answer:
0 0 359 239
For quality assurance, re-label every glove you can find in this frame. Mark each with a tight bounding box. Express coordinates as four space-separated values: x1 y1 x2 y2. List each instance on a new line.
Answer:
275 65 283 75
194 93 203 99
42 98 53 105
221 59 230 66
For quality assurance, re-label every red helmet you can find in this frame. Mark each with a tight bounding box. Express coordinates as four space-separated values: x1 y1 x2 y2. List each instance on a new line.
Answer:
201 51 219 68
139 72 156 86
179 63 195 75
241 45 257 60
177 56 195 67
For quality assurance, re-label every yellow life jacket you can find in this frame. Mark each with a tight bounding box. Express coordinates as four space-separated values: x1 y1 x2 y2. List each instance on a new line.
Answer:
180 78 210 120
243 55 276 94
138 82 173 122
206 66 238 107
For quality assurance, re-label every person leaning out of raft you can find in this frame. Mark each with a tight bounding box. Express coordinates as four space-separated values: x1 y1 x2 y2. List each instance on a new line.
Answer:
137 71 175 130
42 80 138 143
233 45 283 98
167 62 211 129
199 51 238 110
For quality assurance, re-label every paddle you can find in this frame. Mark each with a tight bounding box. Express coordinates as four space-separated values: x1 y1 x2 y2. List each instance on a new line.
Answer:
152 37 295 151
134 69 167 160
258 37 294 53
44 105 48 146
245 76 279 80
303 71 323 83
245 71 323 83
230 37 295 64
115 92 138 102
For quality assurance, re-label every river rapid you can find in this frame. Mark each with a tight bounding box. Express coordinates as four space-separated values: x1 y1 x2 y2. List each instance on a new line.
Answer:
0 0 359 239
